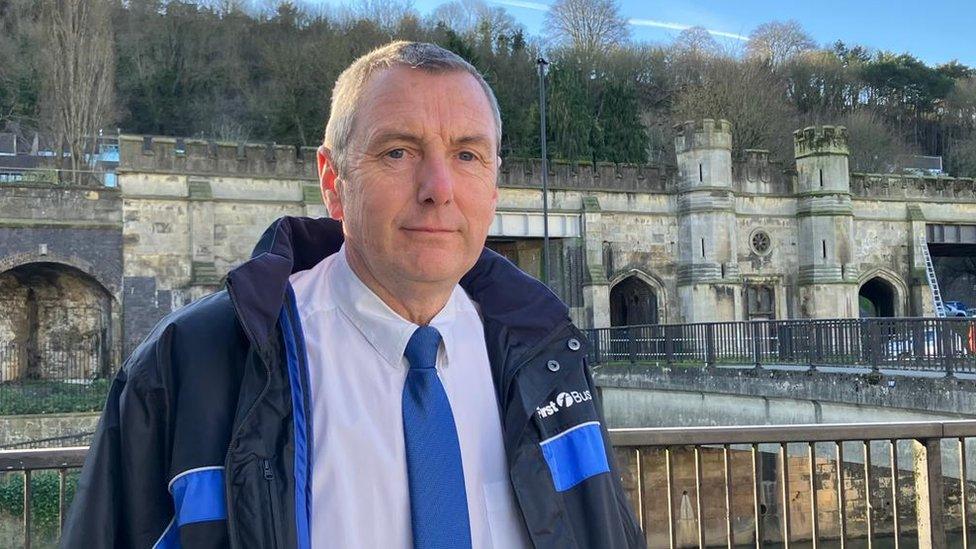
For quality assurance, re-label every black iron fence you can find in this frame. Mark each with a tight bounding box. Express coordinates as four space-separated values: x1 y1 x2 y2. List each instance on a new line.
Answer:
0 338 111 415
587 317 976 375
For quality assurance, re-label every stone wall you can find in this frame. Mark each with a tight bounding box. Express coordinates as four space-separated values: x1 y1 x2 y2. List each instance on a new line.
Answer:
5 125 976 378
0 412 99 448
0 183 123 374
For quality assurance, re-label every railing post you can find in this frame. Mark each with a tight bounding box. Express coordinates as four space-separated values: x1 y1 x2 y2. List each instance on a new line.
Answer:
868 320 880 373
751 322 762 369
665 325 674 367
913 438 947 549
592 329 601 365
942 321 955 379
705 323 716 370
628 327 637 365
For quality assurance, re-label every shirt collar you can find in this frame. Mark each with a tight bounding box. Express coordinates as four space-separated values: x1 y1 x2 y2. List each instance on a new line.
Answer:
330 244 459 370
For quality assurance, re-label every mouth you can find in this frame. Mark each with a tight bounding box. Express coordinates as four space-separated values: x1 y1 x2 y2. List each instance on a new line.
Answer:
402 226 457 233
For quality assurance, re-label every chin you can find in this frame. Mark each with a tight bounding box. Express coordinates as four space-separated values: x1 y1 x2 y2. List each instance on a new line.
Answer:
399 253 468 284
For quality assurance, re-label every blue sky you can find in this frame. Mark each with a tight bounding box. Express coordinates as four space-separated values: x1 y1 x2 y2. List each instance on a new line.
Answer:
322 0 976 66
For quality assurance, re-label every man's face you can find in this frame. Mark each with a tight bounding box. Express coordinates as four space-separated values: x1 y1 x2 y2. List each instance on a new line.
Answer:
319 67 499 288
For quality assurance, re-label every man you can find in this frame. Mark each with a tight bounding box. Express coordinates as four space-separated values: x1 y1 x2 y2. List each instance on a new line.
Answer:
62 41 644 548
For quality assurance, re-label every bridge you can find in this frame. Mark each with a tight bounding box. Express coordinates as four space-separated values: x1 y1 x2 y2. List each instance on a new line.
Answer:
587 316 976 428
3 420 975 548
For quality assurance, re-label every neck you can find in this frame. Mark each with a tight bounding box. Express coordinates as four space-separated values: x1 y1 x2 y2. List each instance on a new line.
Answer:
343 245 453 326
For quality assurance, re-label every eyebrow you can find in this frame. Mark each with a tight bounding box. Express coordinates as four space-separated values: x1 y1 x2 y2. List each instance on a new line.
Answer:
366 130 494 151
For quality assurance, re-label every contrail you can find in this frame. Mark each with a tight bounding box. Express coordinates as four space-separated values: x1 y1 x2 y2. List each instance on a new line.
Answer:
491 0 749 41
628 18 748 41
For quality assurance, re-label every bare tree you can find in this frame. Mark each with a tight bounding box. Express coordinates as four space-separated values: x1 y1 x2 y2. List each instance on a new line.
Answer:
831 110 915 173
672 57 797 161
40 0 115 184
545 0 629 57
430 0 517 41
746 20 815 66
671 26 721 58
351 0 417 33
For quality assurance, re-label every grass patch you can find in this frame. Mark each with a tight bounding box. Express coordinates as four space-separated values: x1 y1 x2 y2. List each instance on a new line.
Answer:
0 380 110 415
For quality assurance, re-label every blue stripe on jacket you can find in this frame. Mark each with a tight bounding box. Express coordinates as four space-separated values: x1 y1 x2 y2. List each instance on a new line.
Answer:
281 284 312 549
154 466 227 548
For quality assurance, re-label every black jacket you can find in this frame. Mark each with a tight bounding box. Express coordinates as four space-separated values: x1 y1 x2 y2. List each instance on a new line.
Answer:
61 216 644 548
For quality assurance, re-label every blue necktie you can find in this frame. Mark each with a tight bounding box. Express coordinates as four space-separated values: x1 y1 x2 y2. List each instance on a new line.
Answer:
402 326 472 549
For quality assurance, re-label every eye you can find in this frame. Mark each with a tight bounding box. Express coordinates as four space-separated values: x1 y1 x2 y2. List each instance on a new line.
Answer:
386 148 406 159
458 151 476 161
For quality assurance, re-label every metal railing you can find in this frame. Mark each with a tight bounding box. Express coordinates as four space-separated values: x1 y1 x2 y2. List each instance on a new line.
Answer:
0 338 111 415
3 421 975 547
588 317 976 375
611 420 976 548
0 447 87 549
0 166 113 187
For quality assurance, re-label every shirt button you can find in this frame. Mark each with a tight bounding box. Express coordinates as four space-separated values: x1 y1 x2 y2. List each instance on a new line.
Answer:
567 338 581 351
546 360 560 372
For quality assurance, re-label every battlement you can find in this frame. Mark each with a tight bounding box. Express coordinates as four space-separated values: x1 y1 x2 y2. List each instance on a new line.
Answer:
118 135 319 180
793 126 849 159
673 119 733 153
733 149 793 194
851 172 976 201
498 157 671 192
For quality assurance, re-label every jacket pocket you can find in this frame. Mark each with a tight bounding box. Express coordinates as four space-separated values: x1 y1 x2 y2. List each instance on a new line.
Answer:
539 421 610 492
262 458 282 548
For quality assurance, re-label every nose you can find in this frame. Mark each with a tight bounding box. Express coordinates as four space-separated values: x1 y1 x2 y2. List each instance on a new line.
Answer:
416 154 454 205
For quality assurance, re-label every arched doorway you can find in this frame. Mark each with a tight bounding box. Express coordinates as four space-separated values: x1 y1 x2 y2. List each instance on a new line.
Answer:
859 277 896 317
0 262 112 381
610 276 658 326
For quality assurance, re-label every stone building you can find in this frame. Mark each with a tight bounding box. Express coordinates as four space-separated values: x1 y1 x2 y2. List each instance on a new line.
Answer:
1 121 975 377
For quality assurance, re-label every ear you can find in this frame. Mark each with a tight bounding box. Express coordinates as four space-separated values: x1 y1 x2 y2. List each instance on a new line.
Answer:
491 156 501 204
317 146 344 220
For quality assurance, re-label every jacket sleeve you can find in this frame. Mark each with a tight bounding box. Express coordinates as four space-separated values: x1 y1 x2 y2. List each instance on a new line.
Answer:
60 326 176 549
585 360 648 548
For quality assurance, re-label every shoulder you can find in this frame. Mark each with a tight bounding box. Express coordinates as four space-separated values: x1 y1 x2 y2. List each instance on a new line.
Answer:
123 290 246 387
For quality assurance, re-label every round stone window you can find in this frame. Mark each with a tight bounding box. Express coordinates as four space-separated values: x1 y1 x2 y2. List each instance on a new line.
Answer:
750 229 772 256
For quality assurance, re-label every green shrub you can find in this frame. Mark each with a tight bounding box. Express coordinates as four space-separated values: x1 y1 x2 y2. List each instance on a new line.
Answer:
0 380 111 415
0 470 79 537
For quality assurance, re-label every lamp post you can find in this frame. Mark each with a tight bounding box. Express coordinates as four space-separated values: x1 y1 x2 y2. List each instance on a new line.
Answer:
537 57 550 286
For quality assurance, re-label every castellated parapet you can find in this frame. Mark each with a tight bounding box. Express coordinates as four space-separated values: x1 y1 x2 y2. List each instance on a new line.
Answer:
118 135 319 179
793 125 849 159
673 119 732 153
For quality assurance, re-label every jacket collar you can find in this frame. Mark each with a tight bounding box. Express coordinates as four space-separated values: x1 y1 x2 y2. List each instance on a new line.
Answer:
225 216 571 364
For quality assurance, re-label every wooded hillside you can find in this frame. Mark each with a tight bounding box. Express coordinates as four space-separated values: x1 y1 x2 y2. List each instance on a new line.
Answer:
1 0 974 176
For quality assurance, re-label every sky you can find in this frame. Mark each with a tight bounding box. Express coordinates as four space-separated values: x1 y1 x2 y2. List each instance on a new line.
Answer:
319 0 976 66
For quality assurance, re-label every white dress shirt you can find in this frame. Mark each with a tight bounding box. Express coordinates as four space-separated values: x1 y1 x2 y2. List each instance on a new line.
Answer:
288 245 531 548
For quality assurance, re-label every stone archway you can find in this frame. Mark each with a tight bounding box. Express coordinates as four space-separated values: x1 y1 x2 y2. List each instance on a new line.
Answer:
610 275 659 326
859 277 897 317
0 262 113 381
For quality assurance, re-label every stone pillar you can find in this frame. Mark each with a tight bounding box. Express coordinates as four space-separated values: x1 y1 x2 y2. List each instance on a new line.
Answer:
907 205 935 316
794 126 858 318
188 179 218 285
581 195 610 328
674 119 741 323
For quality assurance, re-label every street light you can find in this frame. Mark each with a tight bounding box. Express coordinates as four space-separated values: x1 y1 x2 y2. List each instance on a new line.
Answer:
537 57 550 286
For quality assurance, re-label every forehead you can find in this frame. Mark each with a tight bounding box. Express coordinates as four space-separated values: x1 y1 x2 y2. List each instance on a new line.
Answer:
353 66 496 144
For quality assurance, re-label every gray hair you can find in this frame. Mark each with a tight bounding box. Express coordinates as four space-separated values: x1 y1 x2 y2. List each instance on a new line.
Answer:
323 41 502 175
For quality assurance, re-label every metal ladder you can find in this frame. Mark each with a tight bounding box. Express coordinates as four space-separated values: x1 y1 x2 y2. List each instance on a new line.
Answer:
919 236 946 318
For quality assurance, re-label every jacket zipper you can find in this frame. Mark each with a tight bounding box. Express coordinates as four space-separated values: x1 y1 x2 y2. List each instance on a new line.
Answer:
224 278 276 546
263 459 282 548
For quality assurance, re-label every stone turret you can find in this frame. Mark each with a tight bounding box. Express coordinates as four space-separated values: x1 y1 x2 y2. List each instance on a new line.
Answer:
674 119 742 323
793 125 850 194
793 125 858 318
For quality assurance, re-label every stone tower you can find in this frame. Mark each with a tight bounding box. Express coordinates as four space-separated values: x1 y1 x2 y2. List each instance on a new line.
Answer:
674 119 742 323
794 126 858 318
